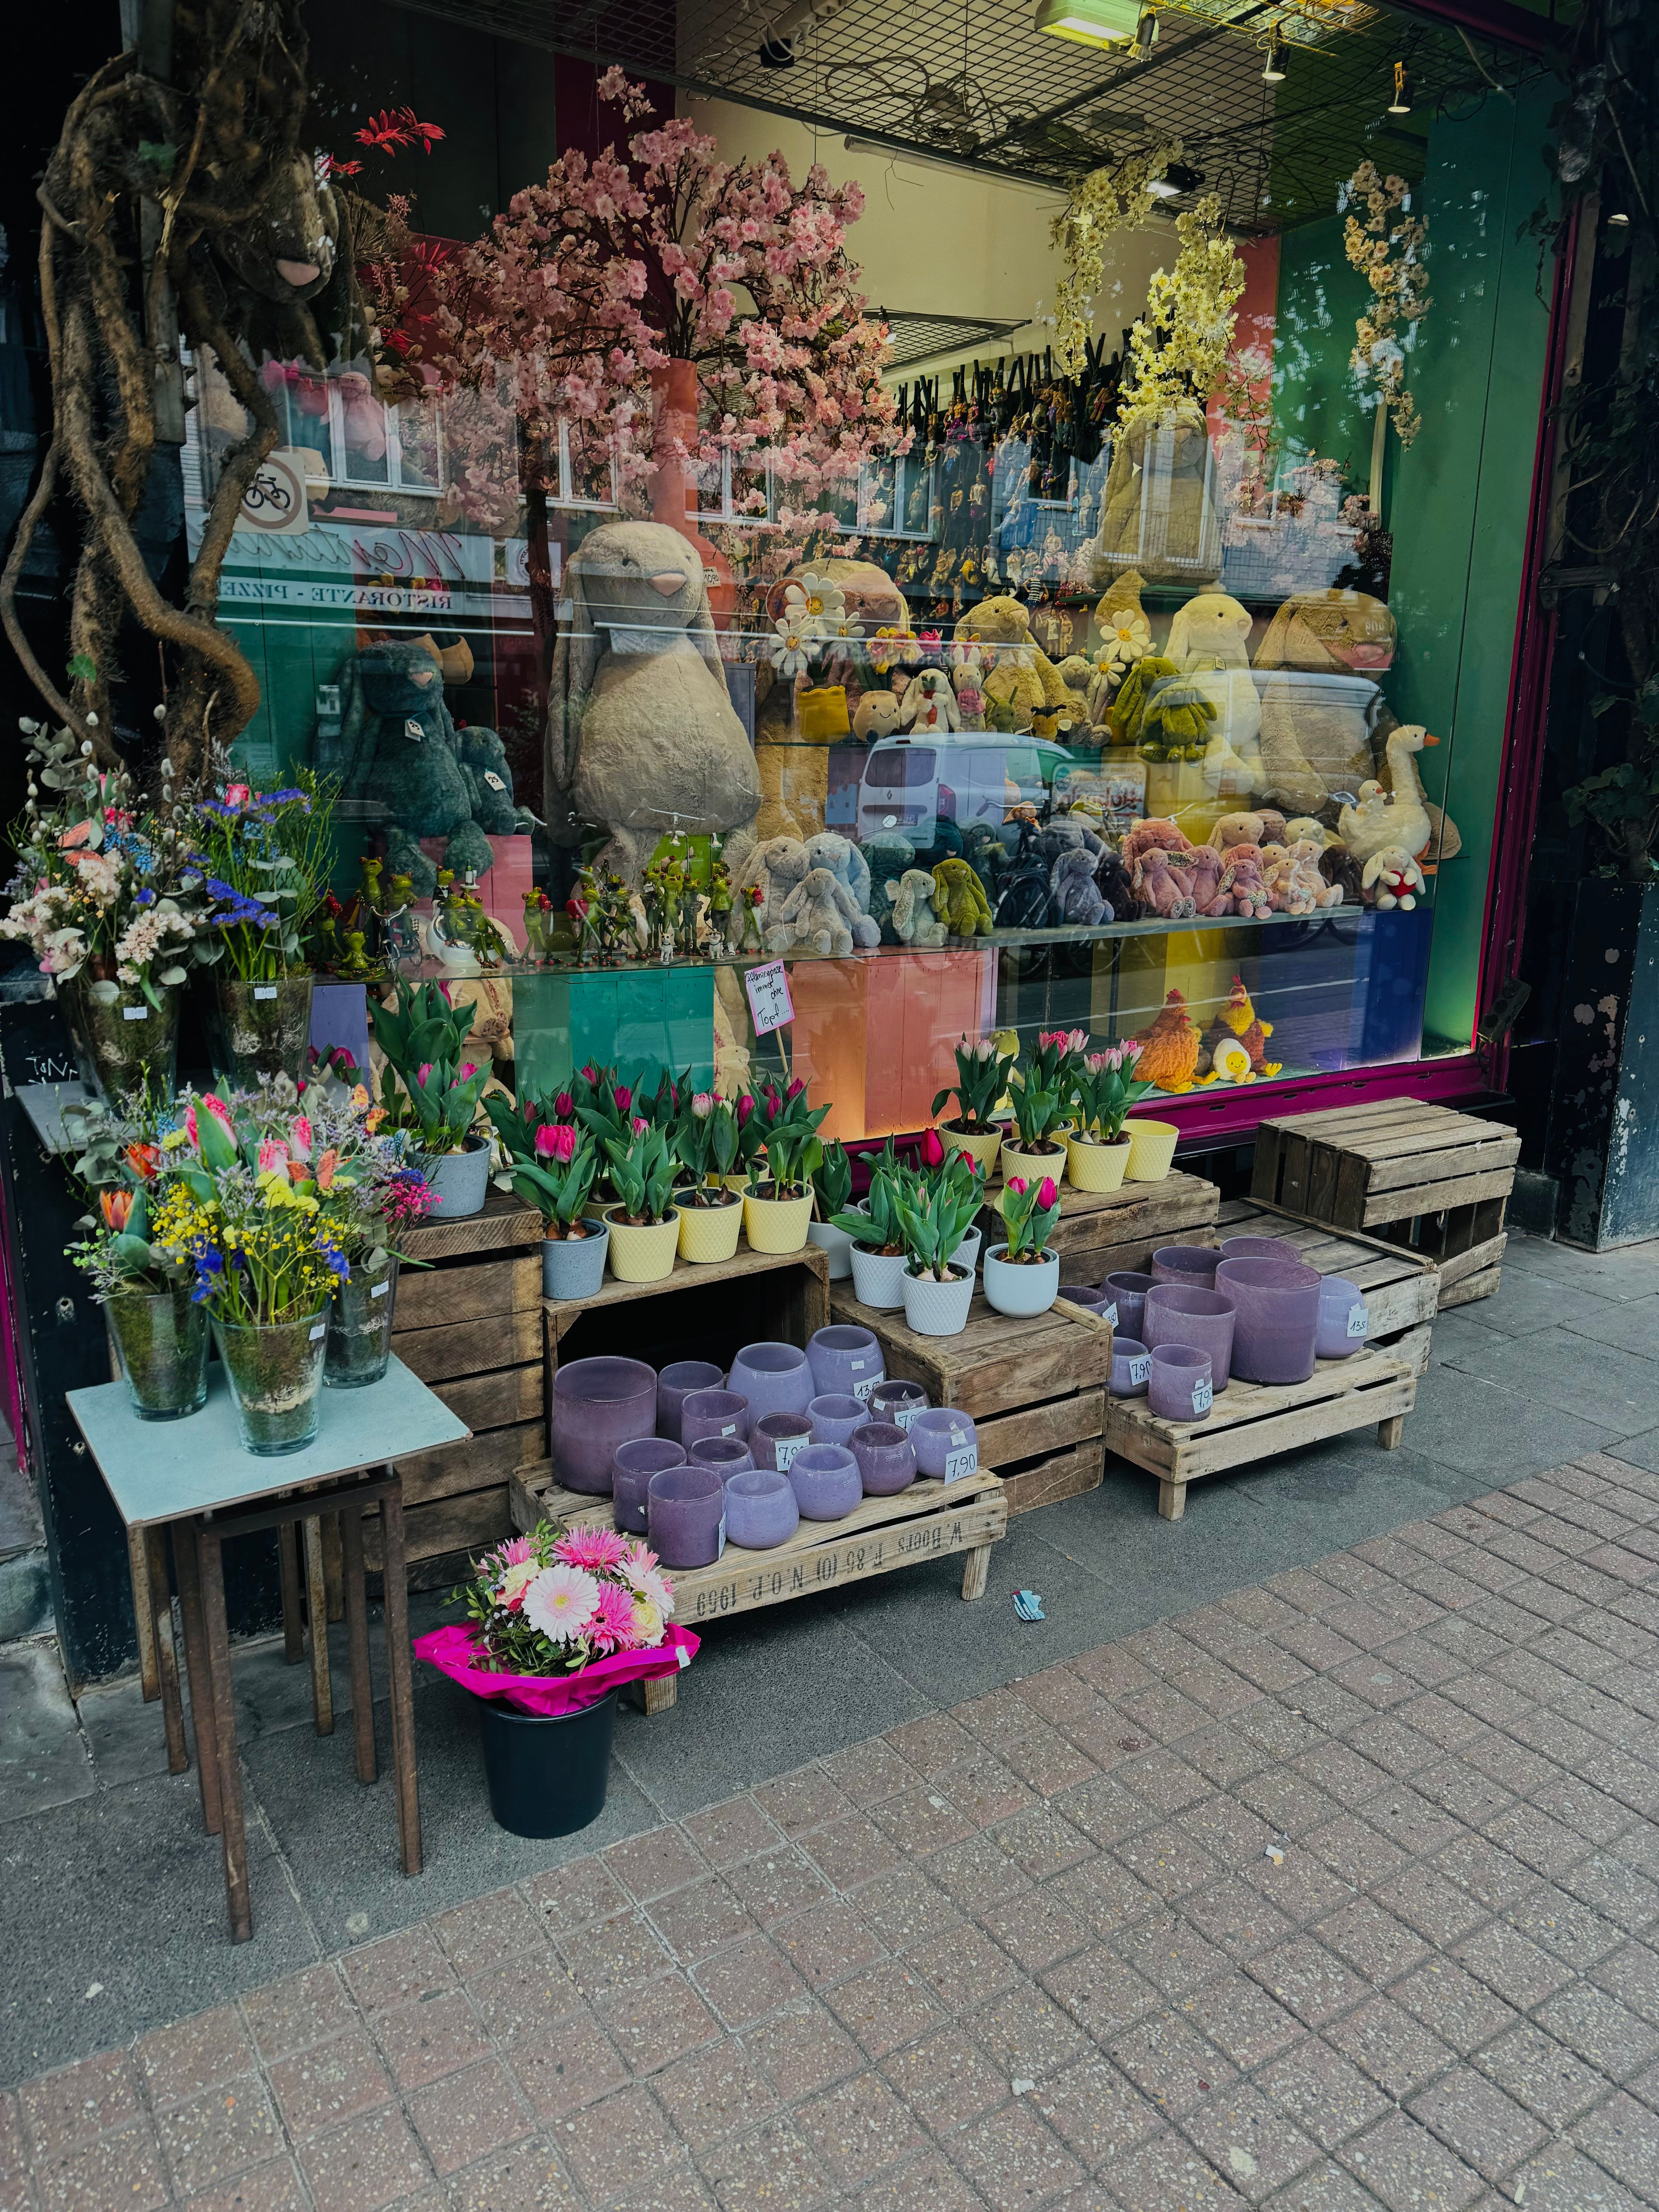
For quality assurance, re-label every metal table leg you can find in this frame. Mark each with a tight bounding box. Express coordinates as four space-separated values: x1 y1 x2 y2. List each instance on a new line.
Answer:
144 1526 189 1776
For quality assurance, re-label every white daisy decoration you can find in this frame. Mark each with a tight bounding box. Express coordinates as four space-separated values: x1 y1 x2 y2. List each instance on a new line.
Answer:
769 618 813 680
795 570 848 629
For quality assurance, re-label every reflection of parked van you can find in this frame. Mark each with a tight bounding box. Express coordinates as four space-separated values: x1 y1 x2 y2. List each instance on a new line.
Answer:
857 734 1074 844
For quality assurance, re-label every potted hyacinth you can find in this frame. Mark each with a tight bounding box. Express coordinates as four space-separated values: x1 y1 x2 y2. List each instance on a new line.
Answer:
1066 1041 1158 1192
1001 1028 1086 1183
807 1140 855 1279
828 1148 912 1309
893 1152 985 1336
602 1121 682 1281
488 1093 610 1298
368 979 494 1216
414 1521 698 1839
672 1092 744 1264
189 777 333 1087
931 1036 1008 1177
743 1083 830 1253
984 1173 1063 1317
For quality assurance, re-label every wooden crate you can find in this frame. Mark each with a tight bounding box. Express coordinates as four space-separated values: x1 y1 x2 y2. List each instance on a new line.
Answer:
1105 1351 1418 1523
371 1190 544 1573
994 1168 1221 1288
828 1283 1114 1517
1212 1197 1440 1374
1250 1097 1516 1305
510 1467 1007 1714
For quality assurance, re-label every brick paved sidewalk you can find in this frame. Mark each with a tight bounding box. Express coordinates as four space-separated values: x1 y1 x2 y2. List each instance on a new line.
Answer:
6 1451 1659 2212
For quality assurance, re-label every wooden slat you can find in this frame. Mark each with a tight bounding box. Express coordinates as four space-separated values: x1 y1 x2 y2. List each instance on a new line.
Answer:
1255 1097 1443 1139
1210 1197 1439 1339
1173 1372 1415 1479
1163 1345 1407 1440
395 1308 541 1384
1439 1264 1503 1308
402 1189 541 1262
545 1241 830 1321
395 1419 543 1507
1103 1353 1416 1484
365 1485 509 1568
431 1364 543 1433
1359 1164 1517 1228
977 1389 1104 1470
1436 1231 1508 1290
828 1288 1111 1420
394 1254 541 1333
517 1462 1000 1539
1358 1130 1520 1191
1391 1320 1434 1376
1002 1438 1103 1516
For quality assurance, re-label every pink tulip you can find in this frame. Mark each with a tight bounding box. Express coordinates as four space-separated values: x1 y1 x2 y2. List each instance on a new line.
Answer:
536 1123 577 1164
580 1063 601 1084
257 1138 290 1175
919 1128 945 1168
224 783 250 807
631 1115 649 1136
201 1094 234 1129
459 1062 478 1080
1037 1177 1059 1210
1006 1175 1027 1196
554 1091 574 1117
692 1092 715 1118
786 1076 806 1099
736 1094 754 1125
613 1085 632 1115
416 1062 434 1087
289 1115 313 1160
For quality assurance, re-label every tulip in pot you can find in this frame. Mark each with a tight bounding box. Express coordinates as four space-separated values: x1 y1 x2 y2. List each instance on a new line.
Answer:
998 1027 1084 1186
601 1122 683 1283
827 1155 911 1309
415 1522 699 1839
931 1035 1009 1180
896 1141 986 1337
1066 1040 1157 1192
368 979 495 1218
672 1091 745 1263
486 1102 611 1298
807 1141 856 1279
983 1172 1062 1318
741 1082 831 1254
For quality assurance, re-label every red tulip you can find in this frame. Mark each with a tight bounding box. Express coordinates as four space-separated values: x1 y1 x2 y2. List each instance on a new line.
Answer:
1037 1176 1059 1210
614 1084 632 1115
554 1091 574 1117
919 1128 945 1168
1006 1175 1027 1196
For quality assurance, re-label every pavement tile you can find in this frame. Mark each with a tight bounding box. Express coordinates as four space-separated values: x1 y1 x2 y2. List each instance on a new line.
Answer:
793 2071 926 2186
1590 1937 1659 2027
1451 1918 1575 2009
176 2159 309 2212
1368 1863 1491 1948
155 2078 284 2197
882 2026 1008 2137
20 2049 141 2154
950 2094 1085 2212
556 2085 682 2196
752 1765 855 1843
1502 2142 1652 2212
370 1990 490 2092
855 2151 987 2212
653 2043 777 2152
443 2135 584 2212
430 1893 544 1981
605 1826 710 1903
749 2001 864 2102
136 2008 255 2109
1310 1898 1430 1988
525 1856 632 1934
977 1888 1089 1975
1389 1959 1522 2056
506 2017 630 2121
1534 1981 1659 2079
828 1960 947 2061
1180 1877 1294 1962
1253 2041 1390 2152
1572 2092 1659 2200
1049 1856 1163 1944
1108 2010 1238 2118
773 1899 890 1986
1324 1997 1456 2100
1247 1940 1369 2029
870 1786 979 1862
556 1911 675 1999
1257 2158 1389 2211
1182 2082 1320 2203
266 2027 392 2140
594 1970 722 2074
694 1936 811 2031
801 1814 906 1891
971 1986 1091 2083
907 1923 1020 2014
1337 2109 1484 2211
1041 1948 1161 2042
1117 1913 1232 2002
883 1718 976 1784
407 2058 534 2176
1099 2128 1248 2209
860 1871 968 1957
1190 1978 1303 2072
294 2106 433 2212
461 1953 583 2044
1473 2021 1611 2129
341 1928 457 2017
683 1798 785 1869
34 2118 169 2212
724 1848 833 1930
988 1806 1094 1883
1031 2057 1160 2168
702 2116 831 2212
647 1880 759 1966
818 1740 917 1810
1406 2064 1548 2181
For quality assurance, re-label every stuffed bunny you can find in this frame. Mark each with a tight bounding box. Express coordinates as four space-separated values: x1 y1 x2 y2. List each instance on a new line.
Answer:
1362 847 1425 910
886 867 948 947
769 867 867 956
1180 843 1231 917
546 520 761 885
803 832 879 946
1050 847 1107 926
903 668 960 736
1132 847 1197 920
931 858 994 937
1218 843 1272 919
727 833 811 941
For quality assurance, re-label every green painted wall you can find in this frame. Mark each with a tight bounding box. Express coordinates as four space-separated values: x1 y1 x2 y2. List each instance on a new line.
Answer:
1269 94 1553 1052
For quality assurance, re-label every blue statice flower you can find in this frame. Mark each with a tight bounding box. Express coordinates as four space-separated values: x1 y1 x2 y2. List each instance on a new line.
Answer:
134 887 157 908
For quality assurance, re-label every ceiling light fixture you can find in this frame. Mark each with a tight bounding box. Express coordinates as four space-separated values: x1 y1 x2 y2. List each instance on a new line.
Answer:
1387 61 1412 115
1033 0 1146 50
1134 6 1159 55
1262 27 1287 80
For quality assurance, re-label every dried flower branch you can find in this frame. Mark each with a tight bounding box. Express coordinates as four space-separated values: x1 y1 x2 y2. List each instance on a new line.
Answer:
1048 142 1183 378
1114 194 1247 444
1342 161 1432 448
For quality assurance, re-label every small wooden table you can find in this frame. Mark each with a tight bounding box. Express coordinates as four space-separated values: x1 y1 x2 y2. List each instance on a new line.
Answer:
68 1358 468 1943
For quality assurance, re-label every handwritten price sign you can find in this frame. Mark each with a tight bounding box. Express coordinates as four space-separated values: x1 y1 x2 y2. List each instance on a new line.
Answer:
744 960 795 1037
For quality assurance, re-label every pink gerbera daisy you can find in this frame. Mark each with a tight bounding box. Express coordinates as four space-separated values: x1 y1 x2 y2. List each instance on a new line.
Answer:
586 1580 641 1654
555 1526 629 1574
489 1534 538 1571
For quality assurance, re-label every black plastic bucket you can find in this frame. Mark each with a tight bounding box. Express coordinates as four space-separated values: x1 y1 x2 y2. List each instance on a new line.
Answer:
478 1690 618 1838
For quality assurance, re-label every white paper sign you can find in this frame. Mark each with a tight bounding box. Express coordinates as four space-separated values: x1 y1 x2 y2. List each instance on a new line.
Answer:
371 1280 390 1298
719 1422 737 1437
1191 1379 1214 1416
1101 1302 1119 1328
254 984 278 1000
943 1444 979 1482
889 1401 921 1431
1128 1353 1152 1386
1347 1304 1370 1338
773 1435 807 1471
122 1005 148 1022
744 959 795 1036
852 1374 882 1403
309 1321 328 1341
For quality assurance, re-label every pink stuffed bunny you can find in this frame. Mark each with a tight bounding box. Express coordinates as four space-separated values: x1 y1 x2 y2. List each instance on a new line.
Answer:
1133 847 1197 920
1218 842 1272 920
1180 844 1232 917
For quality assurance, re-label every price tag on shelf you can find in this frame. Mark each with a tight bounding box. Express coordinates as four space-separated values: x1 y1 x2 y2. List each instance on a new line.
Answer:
1191 1379 1214 1417
1347 1304 1371 1338
254 985 278 1000
943 1444 978 1482
1128 1353 1152 1386
773 1436 806 1471
719 1422 737 1438
744 959 795 1037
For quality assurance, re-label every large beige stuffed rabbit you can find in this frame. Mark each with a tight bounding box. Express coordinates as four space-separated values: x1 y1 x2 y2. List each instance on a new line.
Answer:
546 520 761 885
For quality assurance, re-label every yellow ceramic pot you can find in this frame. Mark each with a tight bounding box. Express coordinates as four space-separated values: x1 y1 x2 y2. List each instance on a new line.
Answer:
1000 1140 1069 1188
602 1209 680 1282
675 1192 744 1264
1123 1118 1180 1182
941 1124 1003 1178
743 1187 814 1253
1065 1132 1132 1193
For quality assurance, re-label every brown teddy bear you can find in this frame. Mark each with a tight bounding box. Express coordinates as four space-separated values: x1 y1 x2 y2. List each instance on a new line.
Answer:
952 596 1076 735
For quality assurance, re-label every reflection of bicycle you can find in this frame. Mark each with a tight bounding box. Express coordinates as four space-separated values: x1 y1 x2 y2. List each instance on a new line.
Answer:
244 471 294 516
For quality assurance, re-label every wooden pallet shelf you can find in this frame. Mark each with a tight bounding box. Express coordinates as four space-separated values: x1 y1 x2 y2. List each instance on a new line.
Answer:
1211 1196 1440 1373
544 1242 831 1374
828 1283 1113 1517
1000 1168 1220 1287
1104 1348 1417 1523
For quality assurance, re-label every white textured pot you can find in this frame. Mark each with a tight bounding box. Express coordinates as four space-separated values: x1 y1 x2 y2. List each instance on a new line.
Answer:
983 1244 1060 1318
901 1266 976 1337
849 1244 908 1310
950 1226 983 1275
807 1219 855 1280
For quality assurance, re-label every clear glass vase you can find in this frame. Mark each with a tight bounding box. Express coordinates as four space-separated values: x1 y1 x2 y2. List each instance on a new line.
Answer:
211 1308 330 1456
211 974 315 1088
58 974 180 1105
325 1260 398 1389
105 1287 209 1422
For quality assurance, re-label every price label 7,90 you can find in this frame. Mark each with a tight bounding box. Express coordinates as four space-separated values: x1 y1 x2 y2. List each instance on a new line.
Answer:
943 1445 978 1482
1128 1353 1152 1386
773 1436 806 1471
1190 1379 1214 1416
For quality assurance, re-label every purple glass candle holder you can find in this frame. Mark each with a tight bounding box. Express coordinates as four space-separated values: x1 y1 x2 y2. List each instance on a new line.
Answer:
724 1470 799 1549
909 1408 979 1479
656 1359 725 1443
727 1341 814 1422
849 1421 917 1496
1143 1283 1237 1391
1102 1271 1155 1338
1219 1235 1296 1266
1215 1256 1322 1385
1148 1345 1213 1422
869 1379 927 1431
788 1443 862 1521
1058 1284 1111 1313
1110 1337 1151 1397
808 1393 871 1447
807 1324 885 1401
688 1436 754 1479
752 1410 814 1472
552 1356 658 1494
1316 1274 1370 1360
680 1388 750 1449
612 1437 686 1534
1151 1245 1220 1290
647 1463 726 1568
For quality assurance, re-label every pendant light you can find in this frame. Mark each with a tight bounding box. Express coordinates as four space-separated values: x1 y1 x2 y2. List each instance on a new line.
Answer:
1387 62 1412 115
1262 28 1287 82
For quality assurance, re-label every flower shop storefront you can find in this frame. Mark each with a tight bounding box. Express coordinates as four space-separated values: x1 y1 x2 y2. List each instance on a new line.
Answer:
0 0 1565 1856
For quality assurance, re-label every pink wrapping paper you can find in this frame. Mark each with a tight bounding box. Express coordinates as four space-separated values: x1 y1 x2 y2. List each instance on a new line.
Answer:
414 1622 699 1716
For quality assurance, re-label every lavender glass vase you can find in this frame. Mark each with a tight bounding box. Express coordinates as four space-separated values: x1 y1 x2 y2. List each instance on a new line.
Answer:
613 1438 686 1534
680 1388 750 1449
807 1325 884 1402
552 1356 658 1494
1151 1245 1220 1290
909 1408 979 1479
647 1463 726 1568
1110 1338 1151 1397
808 1394 871 1448
788 1444 862 1520
724 1470 799 1549
1316 1274 1370 1359
849 1421 917 1496
1148 1345 1213 1422
689 1436 754 1479
1058 1284 1111 1314
1219 1235 1297 1265
656 1360 725 1443
1102 1271 1155 1338
727 1342 814 1422
1142 1284 1237 1391
1214 1256 1322 1385
752 1410 814 1472
869 1379 927 1431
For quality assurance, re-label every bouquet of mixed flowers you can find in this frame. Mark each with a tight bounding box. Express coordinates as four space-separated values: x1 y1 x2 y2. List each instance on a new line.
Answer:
187 776 335 980
414 1520 700 1715
65 1094 218 1302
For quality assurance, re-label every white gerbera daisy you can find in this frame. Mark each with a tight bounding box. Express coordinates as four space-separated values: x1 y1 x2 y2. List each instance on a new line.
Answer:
522 1562 599 1644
